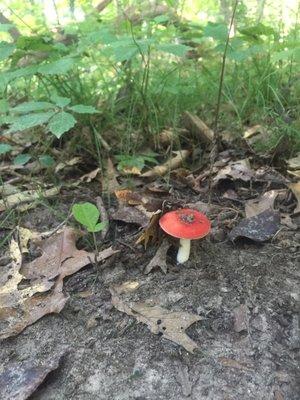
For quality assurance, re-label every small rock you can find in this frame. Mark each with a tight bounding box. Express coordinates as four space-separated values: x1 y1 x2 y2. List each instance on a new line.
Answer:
233 304 249 333
251 314 267 332
86 317 98 330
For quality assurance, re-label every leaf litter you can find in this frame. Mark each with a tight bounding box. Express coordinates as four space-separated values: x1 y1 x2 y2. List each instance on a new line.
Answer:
0 351 67 400
110 284 201 353
0 227 118 340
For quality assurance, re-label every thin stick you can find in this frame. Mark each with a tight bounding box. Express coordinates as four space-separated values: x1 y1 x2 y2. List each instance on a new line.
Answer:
208 0 239 204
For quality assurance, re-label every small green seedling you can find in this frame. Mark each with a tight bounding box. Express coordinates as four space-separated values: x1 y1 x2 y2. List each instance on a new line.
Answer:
72 202 106 257
72 202 106 233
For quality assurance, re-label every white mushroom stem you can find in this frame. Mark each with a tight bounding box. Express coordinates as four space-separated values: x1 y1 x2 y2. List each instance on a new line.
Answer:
177 238 191 264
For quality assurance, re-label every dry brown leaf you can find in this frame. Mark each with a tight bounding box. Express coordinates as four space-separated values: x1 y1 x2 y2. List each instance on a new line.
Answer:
104 157 120 193
243 124 265 139
115 189 163 212
0 187 59 212
112 205 153 228
0 227 118 339
141 150 190 178
115 189 144 205
110 288 201 353
21 227 118 281
112 281 140 295
213 159 254 185
121 166 142 175
79 167 100 182
218 357 253 371
18 226 40 254
286 152 300 171
245 190 282 218
136 211 162 248
144 239 171 274
288 182 300 214
55 157 82 173
287 170 300 179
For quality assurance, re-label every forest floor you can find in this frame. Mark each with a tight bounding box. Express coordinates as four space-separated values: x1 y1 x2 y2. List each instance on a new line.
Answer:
1 181 299 400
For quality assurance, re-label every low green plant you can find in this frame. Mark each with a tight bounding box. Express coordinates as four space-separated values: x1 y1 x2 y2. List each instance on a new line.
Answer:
72 202 106 256
115 152 158 173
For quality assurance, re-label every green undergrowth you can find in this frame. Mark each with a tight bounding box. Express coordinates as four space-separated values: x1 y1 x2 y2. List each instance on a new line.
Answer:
0 1 299 168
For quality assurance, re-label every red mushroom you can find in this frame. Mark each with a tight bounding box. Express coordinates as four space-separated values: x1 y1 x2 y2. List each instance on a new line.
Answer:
159 208 211 264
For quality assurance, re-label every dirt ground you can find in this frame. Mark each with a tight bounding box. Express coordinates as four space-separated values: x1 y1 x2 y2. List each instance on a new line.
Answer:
1 200 299 400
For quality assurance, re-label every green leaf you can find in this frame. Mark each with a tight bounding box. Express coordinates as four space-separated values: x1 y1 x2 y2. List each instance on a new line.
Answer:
13 153 31 165
94 222 107 232
38 58 75 75
72 202 101 232
239 23 276 38
153 15 169 24
7 111 55 133
0 99 9 113
51 95 71 108
203 23 228 41
48 111 76 138
39 155 55 167
12 101 55 113
16 35 54 52
157 43 191 57
0 41 16 61
273 47 300 62
0 144 12 155
69 105 98 114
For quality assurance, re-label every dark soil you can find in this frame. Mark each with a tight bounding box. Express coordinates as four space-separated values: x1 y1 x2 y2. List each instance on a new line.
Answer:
1 200 299 400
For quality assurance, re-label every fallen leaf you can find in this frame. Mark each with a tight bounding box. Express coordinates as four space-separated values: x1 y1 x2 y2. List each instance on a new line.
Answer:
112 206 152 228
0 227 118 339
243 124 265 139
233 304 249 333
115 189 144 205
18 226 39 253
228 209 281 242
121 166 142 175
213 159 254 185
287 170 300 179
136 211 162 248
288 182 300 214
286 152 300 171
112 281 140 295
218 357 253 371
158 128 176 147
0 352 67 400
103 158 120 193
144 239 171 274
0 183 19 197
115 189 163 212
141 150 190 178
21 228 118 281
79 167 100 182
245 190 281 218
281 214 298 230
255 167 290 185
55 156 81 173
110 288 201 353
0 187 59 212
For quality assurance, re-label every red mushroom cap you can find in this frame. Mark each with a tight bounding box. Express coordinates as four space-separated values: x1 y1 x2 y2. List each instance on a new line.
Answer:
159 208 211 239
